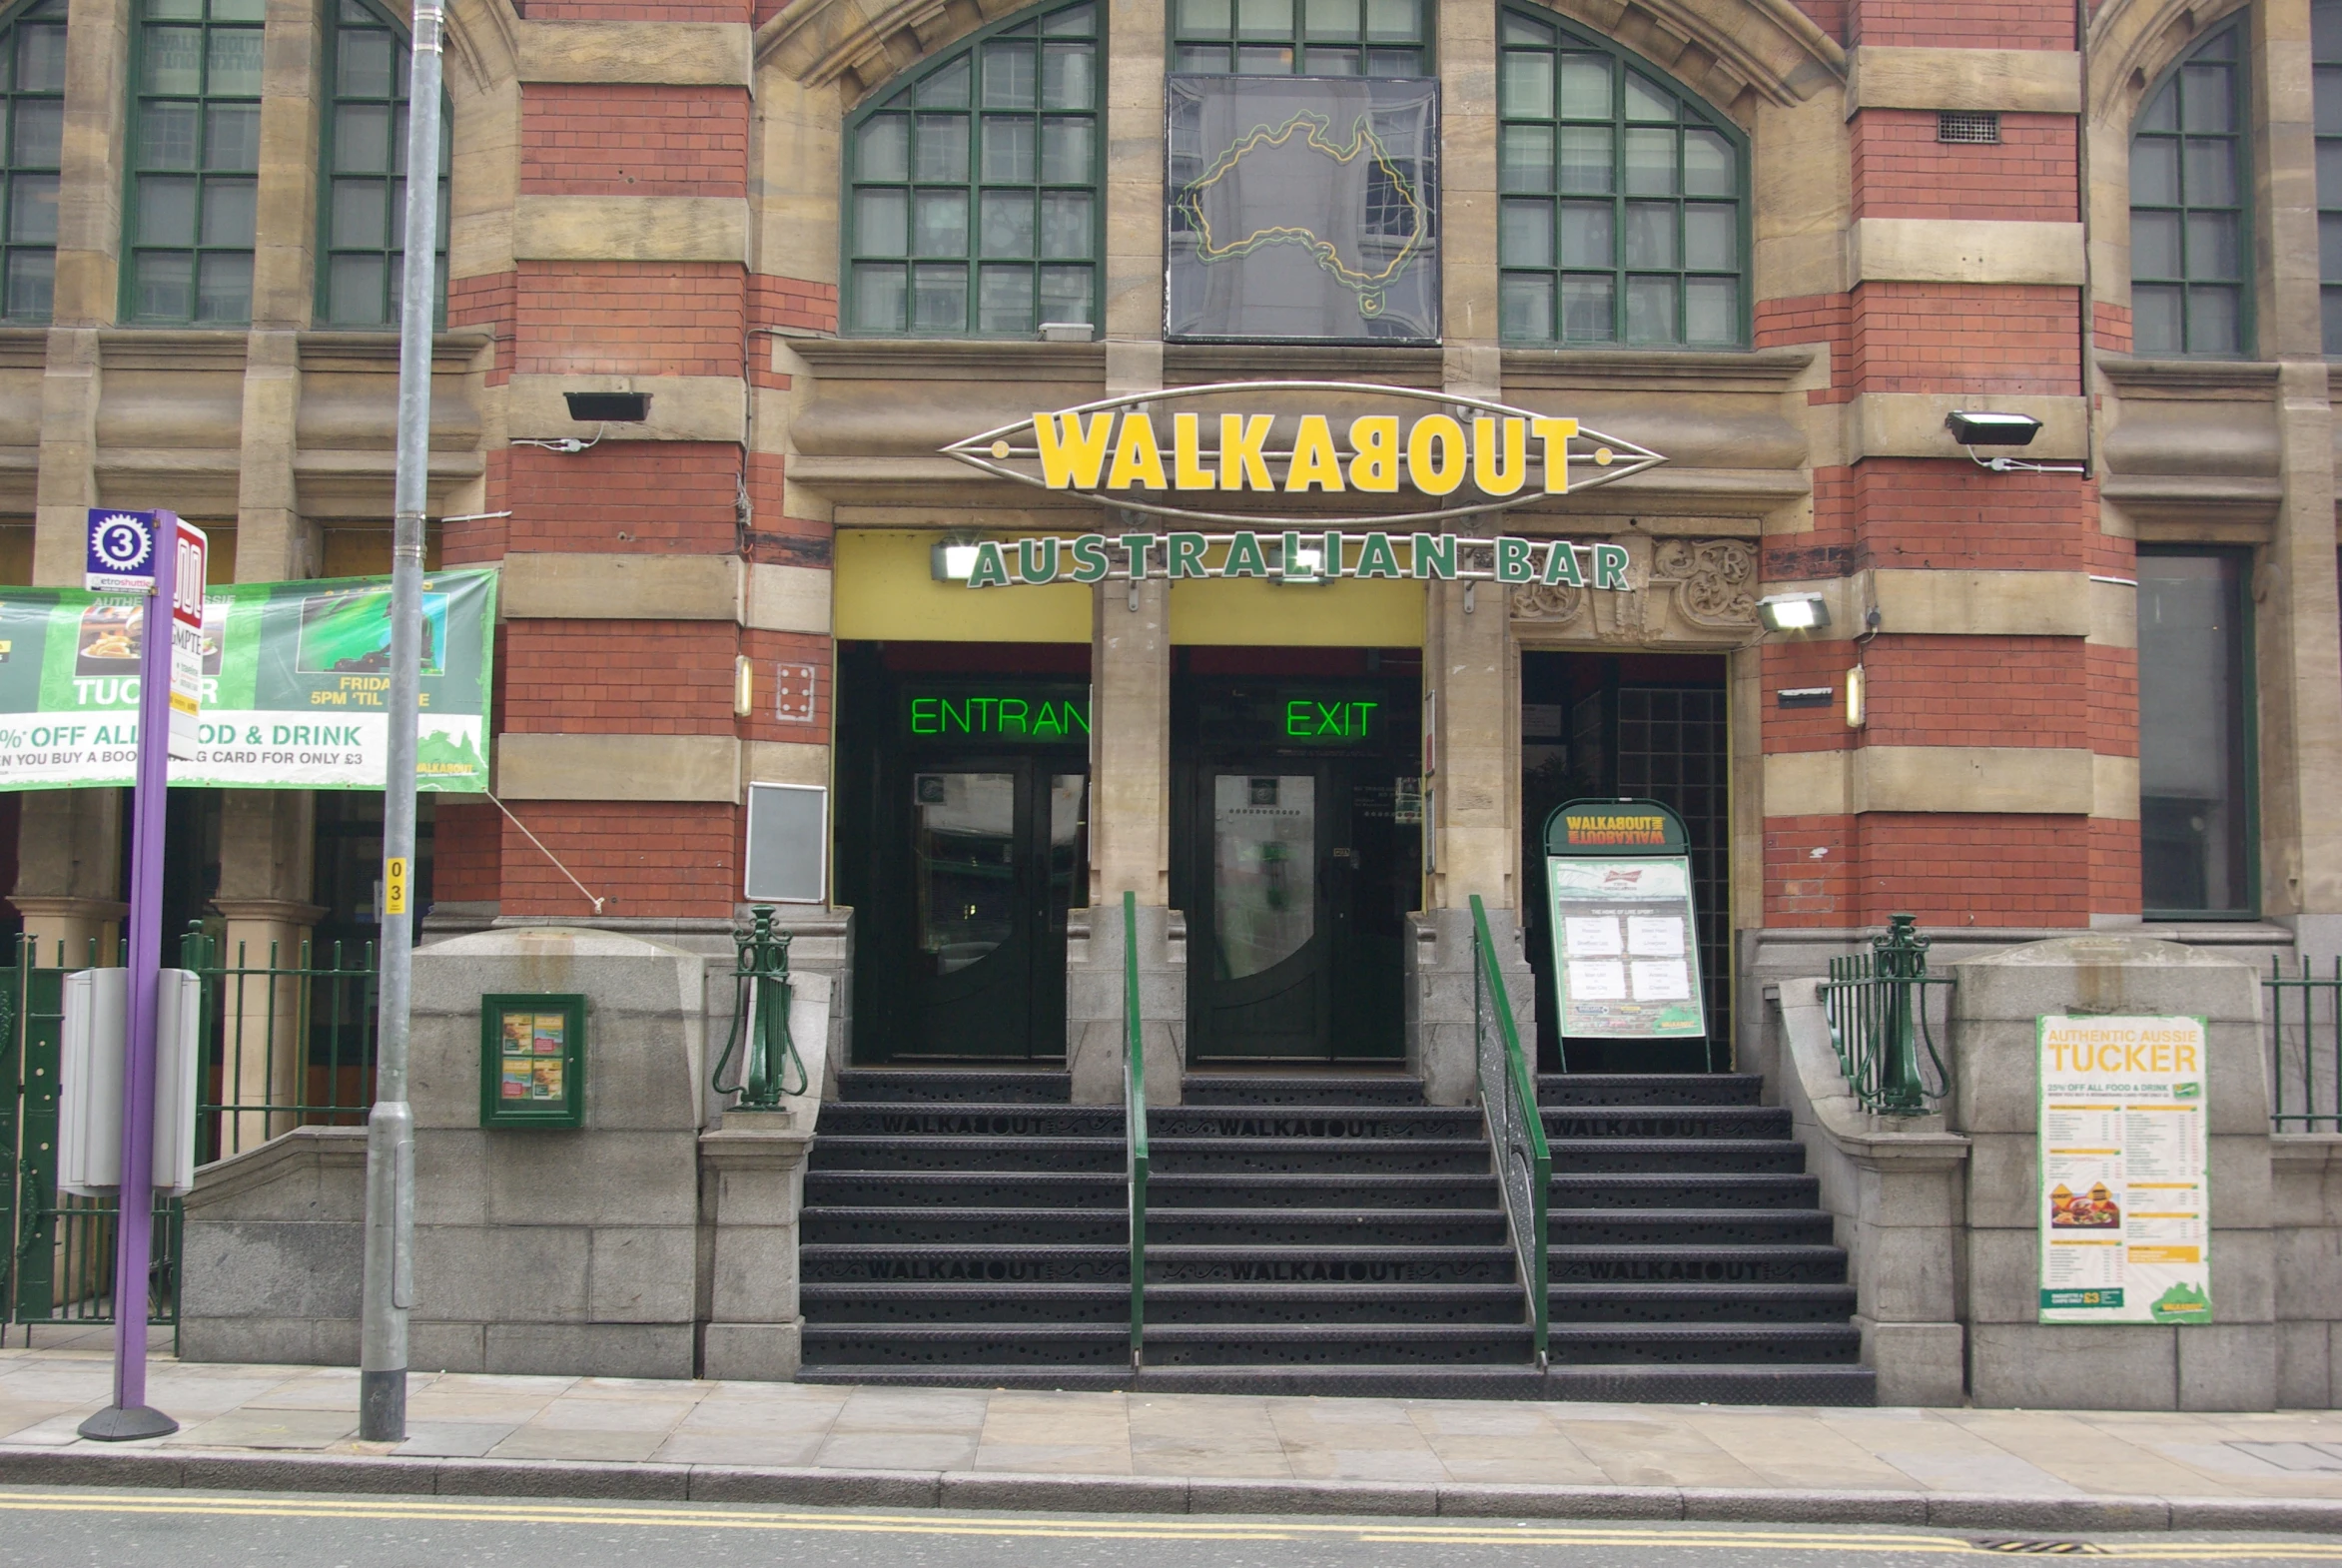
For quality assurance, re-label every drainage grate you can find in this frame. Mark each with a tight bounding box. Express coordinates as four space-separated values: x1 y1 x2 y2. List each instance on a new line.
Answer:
1938 110 2001 144
1973 1542 2105 1556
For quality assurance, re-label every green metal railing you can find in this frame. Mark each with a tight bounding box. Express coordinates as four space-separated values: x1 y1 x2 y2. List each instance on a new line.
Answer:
1819 914 1952 1116
1123 890 1148 1370
182 925 381 1165
3 937 181 1336
1470 895 1547 1369
2268 956 2342 1130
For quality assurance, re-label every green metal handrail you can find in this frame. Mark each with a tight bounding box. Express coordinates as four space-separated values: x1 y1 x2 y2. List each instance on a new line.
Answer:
1123 890 1148 1370
1819 914 1952 1116
1469 895 1547 1369
2268 956 2342 1130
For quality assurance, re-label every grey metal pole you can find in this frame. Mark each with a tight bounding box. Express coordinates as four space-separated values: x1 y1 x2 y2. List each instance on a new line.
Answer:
360 0 444 1445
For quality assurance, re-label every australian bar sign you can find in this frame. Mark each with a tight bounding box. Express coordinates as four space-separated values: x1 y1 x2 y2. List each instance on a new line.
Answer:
943 381 1664 530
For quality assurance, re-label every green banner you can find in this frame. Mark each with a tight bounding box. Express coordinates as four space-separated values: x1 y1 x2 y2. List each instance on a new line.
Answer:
0 568 497 792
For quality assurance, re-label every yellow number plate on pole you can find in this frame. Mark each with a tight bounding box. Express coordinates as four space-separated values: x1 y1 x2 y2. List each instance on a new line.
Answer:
384 857 408 916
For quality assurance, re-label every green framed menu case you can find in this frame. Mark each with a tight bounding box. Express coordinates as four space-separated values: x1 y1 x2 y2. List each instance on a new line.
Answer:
479 993 587 1129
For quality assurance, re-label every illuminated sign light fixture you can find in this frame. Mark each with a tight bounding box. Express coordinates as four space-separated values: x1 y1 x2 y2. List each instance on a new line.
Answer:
1756 592 1831 633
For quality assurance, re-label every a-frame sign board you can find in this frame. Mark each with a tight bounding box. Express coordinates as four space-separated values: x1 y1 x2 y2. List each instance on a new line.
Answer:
1541 798 1706 1043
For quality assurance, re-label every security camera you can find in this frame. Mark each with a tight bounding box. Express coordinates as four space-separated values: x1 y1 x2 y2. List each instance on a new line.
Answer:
1945 410 2041 446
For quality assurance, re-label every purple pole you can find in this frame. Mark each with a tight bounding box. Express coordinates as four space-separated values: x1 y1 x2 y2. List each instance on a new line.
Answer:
79 510 178 1441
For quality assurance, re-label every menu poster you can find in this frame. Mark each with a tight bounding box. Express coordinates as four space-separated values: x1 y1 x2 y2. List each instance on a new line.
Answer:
1547 856 1706 1039
2037 1015 2213 1325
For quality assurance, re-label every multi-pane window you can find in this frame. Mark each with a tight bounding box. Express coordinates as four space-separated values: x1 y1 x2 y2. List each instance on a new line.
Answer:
845 0 1100 339
126 0 262 325
2130 25 2246 357
2315 1 2342 352
320 0 448 328
1170 0 1426 77
1496 8 1745 348
0 0 63 322
2138 549 2256 918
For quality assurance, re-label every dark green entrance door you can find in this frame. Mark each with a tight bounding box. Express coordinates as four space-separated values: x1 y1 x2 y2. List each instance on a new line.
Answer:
1175 670 1419 1064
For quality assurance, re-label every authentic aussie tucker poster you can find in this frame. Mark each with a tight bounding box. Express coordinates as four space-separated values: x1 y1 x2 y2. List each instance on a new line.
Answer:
0 567 497 792
2037 1014 2213 1325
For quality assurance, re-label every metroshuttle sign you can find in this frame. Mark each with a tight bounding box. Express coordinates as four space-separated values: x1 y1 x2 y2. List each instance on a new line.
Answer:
942 380 1665 530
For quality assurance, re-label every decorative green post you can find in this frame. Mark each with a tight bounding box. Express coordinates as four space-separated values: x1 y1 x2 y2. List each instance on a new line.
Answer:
713 906 804 1111
1875 913 1932 1115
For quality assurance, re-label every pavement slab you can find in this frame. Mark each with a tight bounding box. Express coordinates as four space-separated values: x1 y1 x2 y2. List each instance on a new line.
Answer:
3 1342 2342 1531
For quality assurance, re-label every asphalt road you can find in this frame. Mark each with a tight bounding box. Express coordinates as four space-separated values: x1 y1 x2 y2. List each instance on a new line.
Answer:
0 1488 2339 1568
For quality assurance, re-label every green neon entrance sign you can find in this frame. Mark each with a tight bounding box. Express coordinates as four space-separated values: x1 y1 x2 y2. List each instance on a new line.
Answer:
905 690 1091 742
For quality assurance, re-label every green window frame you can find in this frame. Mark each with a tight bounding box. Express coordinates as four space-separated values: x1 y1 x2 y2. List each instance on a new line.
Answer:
842 0 1102 340
2137 546 2259 920
0 0 65 323
1495 7 1748 349
124 0 264 325
2315 0 2342 352
1169 0 1428 77
2129 22 2249 358
319 0 448 329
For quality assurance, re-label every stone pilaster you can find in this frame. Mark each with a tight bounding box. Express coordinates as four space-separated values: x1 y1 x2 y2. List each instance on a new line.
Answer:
698 1108 813 1381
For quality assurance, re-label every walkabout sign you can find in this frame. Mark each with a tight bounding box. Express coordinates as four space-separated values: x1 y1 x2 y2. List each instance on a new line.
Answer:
943 381 1665 529
0 567 497 791
1542 800 1706 1043
2036 1015 2213 1325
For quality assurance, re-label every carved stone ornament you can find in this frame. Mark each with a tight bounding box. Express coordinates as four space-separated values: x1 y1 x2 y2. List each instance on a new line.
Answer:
1510 536 1758 646
1654 538 1758 629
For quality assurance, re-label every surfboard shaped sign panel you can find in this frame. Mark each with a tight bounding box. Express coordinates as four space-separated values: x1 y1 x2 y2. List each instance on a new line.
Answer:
941 382 1666 531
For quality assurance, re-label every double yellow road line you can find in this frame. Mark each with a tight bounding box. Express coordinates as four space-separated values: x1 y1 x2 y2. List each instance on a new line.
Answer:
0 1489 2337 1558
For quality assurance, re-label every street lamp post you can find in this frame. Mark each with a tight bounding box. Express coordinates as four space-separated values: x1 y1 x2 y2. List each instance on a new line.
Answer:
358 0 445 1445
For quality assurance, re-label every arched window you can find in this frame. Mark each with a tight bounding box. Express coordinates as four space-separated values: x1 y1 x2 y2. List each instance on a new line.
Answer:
1170 0 1427 77
2130 24 2247 358
842 0 1101 338
319 0 449 329
1495 8 1747 348
0 0 63 323
124 0 262 324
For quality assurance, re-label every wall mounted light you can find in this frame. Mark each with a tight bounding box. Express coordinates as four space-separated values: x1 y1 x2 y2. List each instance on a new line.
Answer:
1757 592 1831 632
1275 540 1331 584
734 656 755 718
563 391 651 422
1947 410 2086 476
930 536 984 582
1945 410 2039 446
1845 664 1867 729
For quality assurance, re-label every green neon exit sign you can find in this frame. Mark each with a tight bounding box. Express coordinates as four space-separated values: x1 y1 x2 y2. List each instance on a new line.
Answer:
1284 699 1377 741
907 692 1091 741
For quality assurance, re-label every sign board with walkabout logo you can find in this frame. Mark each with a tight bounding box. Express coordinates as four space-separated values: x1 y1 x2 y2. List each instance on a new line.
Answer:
1541 798 1705 1042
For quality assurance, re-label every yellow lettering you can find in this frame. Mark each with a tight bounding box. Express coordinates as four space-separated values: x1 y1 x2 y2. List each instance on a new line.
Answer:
1285 414 1346 492
1172 411 1215 490
1472 416 1527 496
1106 411 1168 489
1532 415 1579 493
1406 414 1466 496
1220 413 1272 490
1034 410 1115 489
2177 1042 2200 1072
1347 416 1399 491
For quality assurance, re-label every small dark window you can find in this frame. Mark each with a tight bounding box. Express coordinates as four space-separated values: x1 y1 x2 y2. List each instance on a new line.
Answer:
1936 110 1999 144
2129 25 2246 357
2138 549 2257 918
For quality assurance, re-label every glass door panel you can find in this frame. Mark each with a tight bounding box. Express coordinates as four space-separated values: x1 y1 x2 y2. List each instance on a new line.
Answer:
1211 773 1315 980
914 771 1016 974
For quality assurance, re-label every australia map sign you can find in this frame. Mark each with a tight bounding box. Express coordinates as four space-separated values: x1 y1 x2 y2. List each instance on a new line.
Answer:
0 567 497 792
1169 75 1438 343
